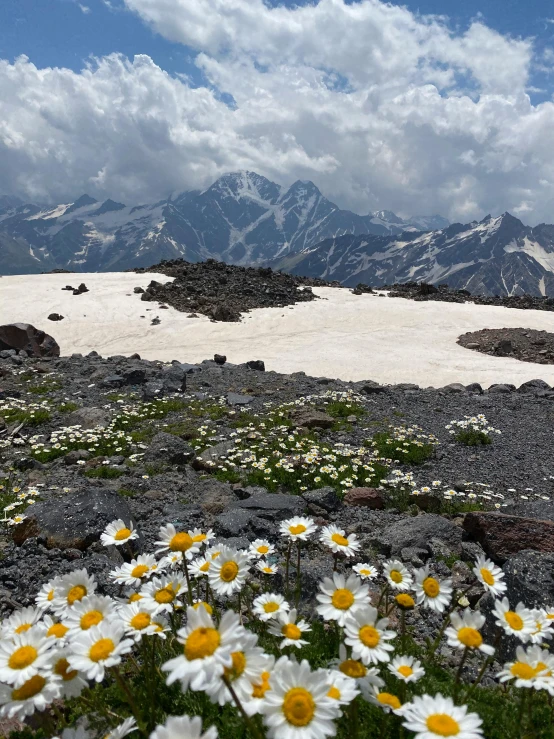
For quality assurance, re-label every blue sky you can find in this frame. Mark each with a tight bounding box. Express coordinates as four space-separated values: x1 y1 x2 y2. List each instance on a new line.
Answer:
2 0 554 98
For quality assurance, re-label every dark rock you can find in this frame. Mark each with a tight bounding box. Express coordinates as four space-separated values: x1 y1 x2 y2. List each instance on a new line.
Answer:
487 384 515 394
227 392 254 406
290 409 334 429
246 360 265 372
0 323 60 358
495 339 513 356
232 492 304 520
121 368 147 385
142 381 165 400
214 509 254 538
101 375 125 388
144 432 195 466
214 354 227 365
134 286 144 294
64 450 92 465
66 407 109 429
439 383 467 394
377 514 463 556
463 511 554 562
502 550 554 609
47 314 64 322
359 381 387 394
343 487 385 509
518 379 551 393
302 487 343 513
77 283 89 293
12 489 139 551
192 440 237 471
465 383 483 394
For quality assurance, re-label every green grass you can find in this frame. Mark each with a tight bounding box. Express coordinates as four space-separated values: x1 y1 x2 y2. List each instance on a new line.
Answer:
371 431 436 465
455 430 492 446
324 399 365 419
118 487 139 498
57 401 79 413
2 408 52 427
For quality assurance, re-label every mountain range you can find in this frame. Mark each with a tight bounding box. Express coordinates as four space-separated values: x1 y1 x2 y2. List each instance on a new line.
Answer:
1 172 554 296
0 171 447 275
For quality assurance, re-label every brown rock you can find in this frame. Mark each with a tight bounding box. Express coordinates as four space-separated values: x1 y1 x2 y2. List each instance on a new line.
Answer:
464 511 554 562
0 323 60 357
344 487 384 509
290 409 335 429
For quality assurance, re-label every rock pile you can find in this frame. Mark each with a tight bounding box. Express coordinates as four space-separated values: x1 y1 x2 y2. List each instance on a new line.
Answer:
458 327 554 364
132 258 340 321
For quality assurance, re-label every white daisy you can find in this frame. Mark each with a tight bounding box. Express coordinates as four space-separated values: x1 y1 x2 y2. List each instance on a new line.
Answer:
162 607 245 692
190 528 215 546
35 578 62 612
260 657 342 739
353 563 378 581
252 593 290 622
155 524 201 560
43 615 71 643
332 644 383 689
51 569 97 616
319 524 360 557
401 693 483 739
0 672 61 719
158 552 184 570
109 554 159 586
383 560 414 591
189 556 212 578
445 610 495 656
413 566 453 613
51 652 88 698
105 717 138 739
472 555 507 598
150 715 218 739
321 669 360 705
67 621 134 682
492 598 535 639
0 607 43 639
366 685 404 714
268 609 311 649
256 561 279 576
343 606 396 665
316 572 370 627
524 609 554 645
100 519 139 547
208 546 250 597
388 655 425 683
117 603 164 641
497 645 553 688
0 627 56 687
279 516 317 542
139 575 186 616
249 539 276 559
65 595 117 636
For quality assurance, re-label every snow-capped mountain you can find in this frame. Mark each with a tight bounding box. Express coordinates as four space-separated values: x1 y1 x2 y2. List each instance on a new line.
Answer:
280 212 554 297
0 171 446 275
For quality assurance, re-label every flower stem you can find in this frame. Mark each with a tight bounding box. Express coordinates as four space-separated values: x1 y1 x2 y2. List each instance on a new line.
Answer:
182 557 194 606
295 542 302 609
223 675 265 739
285 541 292 599
112 666 148 737
453 648 468 700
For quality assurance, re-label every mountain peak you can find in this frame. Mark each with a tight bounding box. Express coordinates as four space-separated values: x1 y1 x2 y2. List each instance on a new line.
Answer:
64 194 98 215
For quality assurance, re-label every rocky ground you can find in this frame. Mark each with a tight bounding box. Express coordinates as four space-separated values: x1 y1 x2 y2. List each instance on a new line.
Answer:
1 345 554 654
458 327 554 364
381 281 554 312
131 259 340 321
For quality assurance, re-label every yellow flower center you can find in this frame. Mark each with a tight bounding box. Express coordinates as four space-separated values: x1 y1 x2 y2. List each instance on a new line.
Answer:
510 662 536 680
389 570 403 583
359 569 371 576
8 646 38 670
11 675 46 701
48 623 69 639
131 564 149 579
457 627 483 649
220 561 239 582
185 627 221 660
359 625 380 648
193 601 213 614
80 610 104 630
396 594 415 609
54 658 78 681
128 593 142 603
200 562 210 572
263 602 280 613
252 671 271 699
257 545 269 554
224 651 246 681
169 532 194 552
422 577 440 598
505 611 524 630
282 687 315 727
263 567 273 573
426 714 461 736
14 624 32 634
192 533 207 542
327 686 341 700
130 613 151 630
47 590 54 601
155 586 175 604
89 638 115 663
282 623 302 640
67 585 87 605
331 588 354 610
331 533 349 547
480 568 495 586
289 524 306 536
378 692 401 710
114 527 132 541
398 665 413 678
340 659 367 678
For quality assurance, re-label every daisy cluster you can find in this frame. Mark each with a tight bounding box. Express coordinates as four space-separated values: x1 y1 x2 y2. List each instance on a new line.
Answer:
369 425 438 465
26 423 135 463
1 484 41 526
2 517 554 739
446 415 501 446
0 399 52 448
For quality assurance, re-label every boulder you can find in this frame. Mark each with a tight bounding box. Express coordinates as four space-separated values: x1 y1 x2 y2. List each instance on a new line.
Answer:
463 511 554 562
302 486 343 513
227 392 254 406
0 323 60 358
359 381 388 394
192 440 237 471
439 383 466 394
12 489 139 551
376 514 462 556
502 550 554 609
518 379 551 393
47 313 64 322
144 432 195 467
214 354 227 365
290 409 334 429
487 383 515 394
344 487 385 509
465 383 484 394
66 407 110 429
231 492 304 520
246 360 265 372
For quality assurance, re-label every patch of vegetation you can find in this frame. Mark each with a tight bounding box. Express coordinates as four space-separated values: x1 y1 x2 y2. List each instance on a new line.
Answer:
84 466 126 479
118 487 139 498
57 401 79 413
0 399 52 428
455 430 493 446
446 415 501 447
370 425 437 465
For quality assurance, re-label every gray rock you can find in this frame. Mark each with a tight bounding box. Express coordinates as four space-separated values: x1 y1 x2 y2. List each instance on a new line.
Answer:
503 550 554 609
439 383 467 394
400 547 429 566
142 381 165 400
359 381 388 394
64 450 92 465
66 407 110 430
101 375 125 388
227 392 255 406
232 492 304 520
518 379 551 393
144 432 194 466
290 409 334 429
0 323 60 358
487 384 515 394
302 486 343 512
192 440 237 471
376 514 463 556
501 500 554 524
465 383 483 394
121 368 147 385
12 489 139 551
214 509 254 538
246 360 265 371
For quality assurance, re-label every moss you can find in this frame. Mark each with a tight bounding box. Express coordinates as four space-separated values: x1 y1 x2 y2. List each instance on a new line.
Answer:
57 402 79 413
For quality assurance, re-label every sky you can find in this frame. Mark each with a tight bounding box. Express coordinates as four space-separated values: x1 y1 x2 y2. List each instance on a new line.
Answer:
2 0 554 224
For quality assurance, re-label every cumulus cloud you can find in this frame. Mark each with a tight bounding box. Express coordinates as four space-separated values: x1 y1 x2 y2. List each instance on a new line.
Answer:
1 0 554 224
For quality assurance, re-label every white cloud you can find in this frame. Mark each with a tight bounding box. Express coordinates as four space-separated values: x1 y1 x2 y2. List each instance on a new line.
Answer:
78 4 91 13
1 0 554 224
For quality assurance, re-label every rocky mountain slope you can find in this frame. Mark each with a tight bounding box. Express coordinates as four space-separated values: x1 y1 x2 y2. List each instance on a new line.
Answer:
280 213 554 297
0 172 447 275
